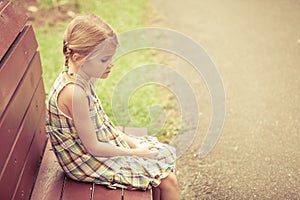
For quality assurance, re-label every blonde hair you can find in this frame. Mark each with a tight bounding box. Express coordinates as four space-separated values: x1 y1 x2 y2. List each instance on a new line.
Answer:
63 14 116 67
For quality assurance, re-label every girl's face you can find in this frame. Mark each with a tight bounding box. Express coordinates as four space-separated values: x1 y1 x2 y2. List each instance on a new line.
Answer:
100 61 114 79
80 38 118 79
81 52 115 79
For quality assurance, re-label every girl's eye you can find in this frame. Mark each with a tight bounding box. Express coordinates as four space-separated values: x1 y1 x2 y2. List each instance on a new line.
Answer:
101 56 111 63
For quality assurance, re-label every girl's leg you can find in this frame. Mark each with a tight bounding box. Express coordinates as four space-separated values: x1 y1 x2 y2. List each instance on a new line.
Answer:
158 172 180 200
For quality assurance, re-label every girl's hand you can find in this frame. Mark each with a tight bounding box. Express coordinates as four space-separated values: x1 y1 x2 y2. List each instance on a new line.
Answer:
134 144 158 159
128 139 140 149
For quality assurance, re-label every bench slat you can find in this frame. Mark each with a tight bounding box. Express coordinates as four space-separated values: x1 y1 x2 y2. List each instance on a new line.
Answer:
0 80 45 200
123 190 153 200
12 103 47 200
0 1 28 60
62 178 93 200
0 25 38 118
0 52 42 171
30 141 65 200
93 185 122 200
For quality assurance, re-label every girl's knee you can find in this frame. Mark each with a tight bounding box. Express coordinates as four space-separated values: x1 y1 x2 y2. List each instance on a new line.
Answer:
159 172 179 190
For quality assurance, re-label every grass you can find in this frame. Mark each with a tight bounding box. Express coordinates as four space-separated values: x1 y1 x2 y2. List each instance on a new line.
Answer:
35 0 180 142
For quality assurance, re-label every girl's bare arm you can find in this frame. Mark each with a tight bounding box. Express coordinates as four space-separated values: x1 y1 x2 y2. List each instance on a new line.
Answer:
64 84 157 158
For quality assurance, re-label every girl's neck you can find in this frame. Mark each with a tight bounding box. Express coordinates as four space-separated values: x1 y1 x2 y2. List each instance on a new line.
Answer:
68 64 90 81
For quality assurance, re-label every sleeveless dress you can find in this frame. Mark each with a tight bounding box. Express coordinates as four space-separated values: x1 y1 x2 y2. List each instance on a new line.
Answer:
45 72 176 190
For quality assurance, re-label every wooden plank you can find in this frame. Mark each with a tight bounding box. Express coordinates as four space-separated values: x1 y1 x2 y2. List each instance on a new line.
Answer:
12 104 47 200
0 80 45 200
0 25 38 118
30 141 65 200
123 190 152 200
0 1 28 60
0 52 42 170
93 185 122 200
61 178 93 200
12 129 44 200
0 79 45 178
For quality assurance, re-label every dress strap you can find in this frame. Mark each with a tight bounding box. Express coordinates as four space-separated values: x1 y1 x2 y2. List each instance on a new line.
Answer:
62 72 93 97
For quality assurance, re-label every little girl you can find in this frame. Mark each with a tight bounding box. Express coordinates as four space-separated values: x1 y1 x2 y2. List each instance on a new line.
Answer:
46 14 180 200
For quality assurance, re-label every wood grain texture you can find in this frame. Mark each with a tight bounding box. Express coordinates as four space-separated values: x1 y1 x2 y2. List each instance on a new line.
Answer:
62 178 93 200
0 25 38 118
93 185 122 200
0 52 42 171
12 104 47 200
0 1 28 60
30 141 65 200
0 80 45 200
123 189 152 200
0 3 48 200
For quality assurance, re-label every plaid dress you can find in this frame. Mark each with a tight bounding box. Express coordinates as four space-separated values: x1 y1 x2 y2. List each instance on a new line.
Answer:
45 72 176 190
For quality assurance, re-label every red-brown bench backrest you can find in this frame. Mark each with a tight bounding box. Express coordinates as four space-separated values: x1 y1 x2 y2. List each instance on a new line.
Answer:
0 2 47 199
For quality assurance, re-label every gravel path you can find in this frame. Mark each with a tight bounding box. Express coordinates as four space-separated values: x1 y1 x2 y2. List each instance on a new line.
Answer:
149 0 300 199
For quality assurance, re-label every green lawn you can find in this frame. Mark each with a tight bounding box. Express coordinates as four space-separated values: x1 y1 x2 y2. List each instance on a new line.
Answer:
36 0 179 142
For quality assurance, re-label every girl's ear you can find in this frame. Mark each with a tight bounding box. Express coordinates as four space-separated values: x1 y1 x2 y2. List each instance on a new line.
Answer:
70 53 85 67
72 53 84 62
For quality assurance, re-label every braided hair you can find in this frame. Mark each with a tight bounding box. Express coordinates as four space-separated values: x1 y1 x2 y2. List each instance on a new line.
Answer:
62 14 115 72
63 40 73 70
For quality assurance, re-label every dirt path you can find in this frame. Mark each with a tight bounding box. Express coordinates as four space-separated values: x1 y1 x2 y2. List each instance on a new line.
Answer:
149 0 300 199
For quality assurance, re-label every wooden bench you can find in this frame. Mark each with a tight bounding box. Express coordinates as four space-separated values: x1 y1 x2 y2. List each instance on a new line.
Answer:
0 2 152 199
0 2 46 200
